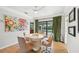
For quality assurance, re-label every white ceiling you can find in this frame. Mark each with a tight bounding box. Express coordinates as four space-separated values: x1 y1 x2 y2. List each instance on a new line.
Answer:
0 6 64 20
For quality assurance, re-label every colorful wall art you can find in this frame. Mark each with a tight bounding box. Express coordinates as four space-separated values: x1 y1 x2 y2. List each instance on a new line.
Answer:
5 15 28 32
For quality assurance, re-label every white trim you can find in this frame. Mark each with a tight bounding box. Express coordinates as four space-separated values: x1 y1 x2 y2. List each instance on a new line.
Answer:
34 20 35 33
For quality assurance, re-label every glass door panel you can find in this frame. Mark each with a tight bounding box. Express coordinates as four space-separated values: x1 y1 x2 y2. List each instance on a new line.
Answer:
47 21 53 35
38 20 53 36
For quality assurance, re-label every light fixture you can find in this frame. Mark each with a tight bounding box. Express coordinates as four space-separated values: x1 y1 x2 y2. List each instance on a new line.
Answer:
24 12 28 14
33 6 44 14
34 11 38 14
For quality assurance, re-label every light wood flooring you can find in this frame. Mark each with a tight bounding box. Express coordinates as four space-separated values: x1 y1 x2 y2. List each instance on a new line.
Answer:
53 42 68 53
0 41 68 53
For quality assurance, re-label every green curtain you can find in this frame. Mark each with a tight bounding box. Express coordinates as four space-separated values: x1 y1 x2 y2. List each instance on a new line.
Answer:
53 16 61 42
35 20 38 33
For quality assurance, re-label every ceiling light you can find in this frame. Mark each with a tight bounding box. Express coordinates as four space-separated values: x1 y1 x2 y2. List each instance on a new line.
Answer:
33 6 44 14
34 11 38 13
24 12 28 14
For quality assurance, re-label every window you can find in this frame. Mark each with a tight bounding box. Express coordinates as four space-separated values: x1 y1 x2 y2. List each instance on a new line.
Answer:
47 21 53 35
38 20 53 36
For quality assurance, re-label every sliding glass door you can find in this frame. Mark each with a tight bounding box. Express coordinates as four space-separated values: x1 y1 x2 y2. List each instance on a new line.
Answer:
30 20 53 36
47 21 53 35
38 20 53 36
38 21 47 35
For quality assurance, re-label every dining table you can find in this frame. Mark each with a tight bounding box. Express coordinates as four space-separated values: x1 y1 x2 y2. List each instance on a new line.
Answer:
18 33 53 53
25 33 45 52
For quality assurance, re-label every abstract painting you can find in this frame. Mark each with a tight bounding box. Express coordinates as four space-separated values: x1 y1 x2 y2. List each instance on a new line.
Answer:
5 15 28 32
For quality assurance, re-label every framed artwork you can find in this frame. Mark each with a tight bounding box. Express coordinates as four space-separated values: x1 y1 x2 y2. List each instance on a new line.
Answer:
68 26 76 37
5 15 28 32
69 8 76 22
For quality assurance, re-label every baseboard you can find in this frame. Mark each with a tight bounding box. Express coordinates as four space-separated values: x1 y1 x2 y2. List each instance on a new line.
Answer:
60 41 64 43
0 42 18 49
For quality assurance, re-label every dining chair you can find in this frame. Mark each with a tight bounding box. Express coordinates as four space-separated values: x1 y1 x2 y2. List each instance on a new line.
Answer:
41 36 53 53
18 37 33 53
31 39 41 53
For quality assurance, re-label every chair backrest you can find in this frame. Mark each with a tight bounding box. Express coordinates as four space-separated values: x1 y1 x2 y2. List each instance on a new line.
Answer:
47 36 53 45
18 37 27 52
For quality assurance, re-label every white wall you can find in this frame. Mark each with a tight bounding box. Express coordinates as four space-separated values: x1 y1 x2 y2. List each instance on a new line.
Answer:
64 6 79 53
0 7 30 49
61 15 65 42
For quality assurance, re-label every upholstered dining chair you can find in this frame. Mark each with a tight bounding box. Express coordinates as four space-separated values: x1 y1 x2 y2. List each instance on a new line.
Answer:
32 40 41 53
18 37 33 53
42 36 53 46
41 36 53 53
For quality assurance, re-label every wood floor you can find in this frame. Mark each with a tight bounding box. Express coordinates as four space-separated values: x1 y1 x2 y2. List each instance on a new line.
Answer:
53 42 68 53
0 41 68 53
